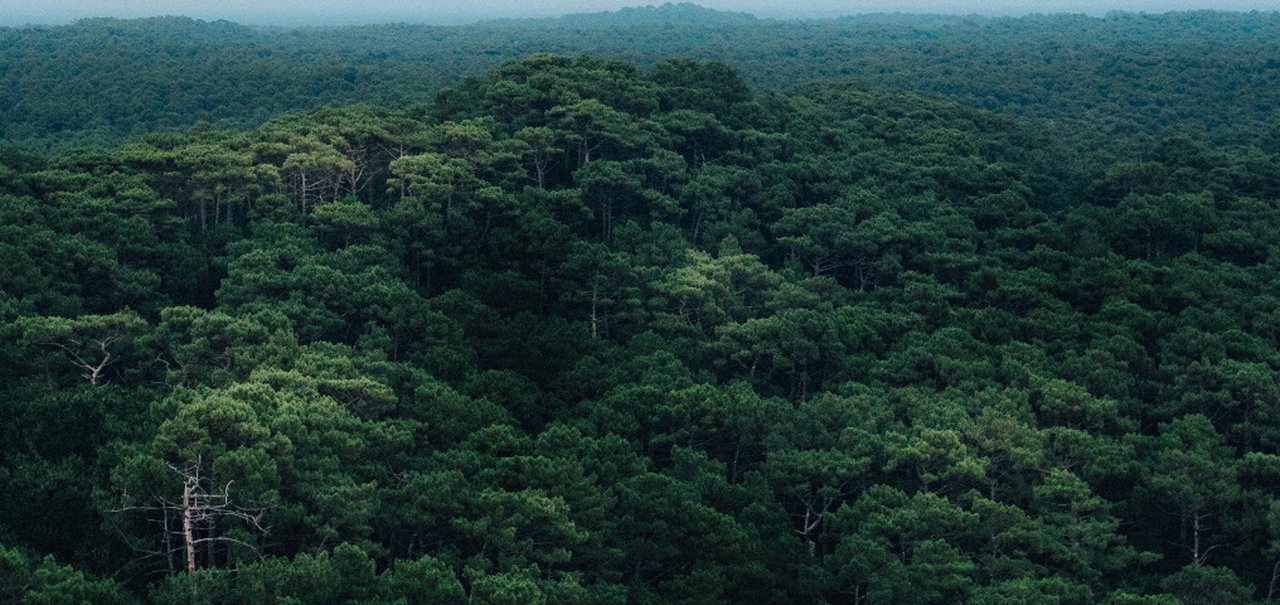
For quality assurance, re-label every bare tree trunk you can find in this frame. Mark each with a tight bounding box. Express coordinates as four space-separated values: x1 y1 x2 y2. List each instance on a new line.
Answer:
1192 513 1200 565
590 280 600 340
111 459 267 578
1268 558 1280 601
534 156 547 189
163 508 175 576
300 171 309 216
205 521 215 569
50 337 115 386
182 475 196 574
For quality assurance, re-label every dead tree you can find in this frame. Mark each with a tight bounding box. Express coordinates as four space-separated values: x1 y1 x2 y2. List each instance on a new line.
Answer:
48 336 117 386
112 457 268 574
17 311 146 387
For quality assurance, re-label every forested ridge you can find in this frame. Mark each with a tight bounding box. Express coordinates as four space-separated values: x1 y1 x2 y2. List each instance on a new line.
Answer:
2 5 1280 154
4 46 1280 602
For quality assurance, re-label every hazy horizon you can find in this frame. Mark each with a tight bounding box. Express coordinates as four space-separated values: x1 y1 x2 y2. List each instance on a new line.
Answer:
1 0 1277 26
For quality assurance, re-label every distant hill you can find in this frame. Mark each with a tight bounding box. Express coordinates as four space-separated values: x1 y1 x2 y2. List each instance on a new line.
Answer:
478 2 757 28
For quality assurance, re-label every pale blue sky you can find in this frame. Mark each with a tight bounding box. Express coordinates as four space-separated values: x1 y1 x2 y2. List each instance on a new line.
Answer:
1 1 1276 26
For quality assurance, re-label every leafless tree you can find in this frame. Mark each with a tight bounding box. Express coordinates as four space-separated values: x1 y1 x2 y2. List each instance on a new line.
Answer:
111 457 268 574
48 336 117 386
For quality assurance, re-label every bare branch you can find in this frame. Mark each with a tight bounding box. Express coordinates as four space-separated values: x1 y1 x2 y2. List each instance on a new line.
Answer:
111 456 268 575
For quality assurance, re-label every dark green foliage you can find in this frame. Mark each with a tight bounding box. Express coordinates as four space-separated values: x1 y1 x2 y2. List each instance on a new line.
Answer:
3 8 1280 159
3 38 1280 603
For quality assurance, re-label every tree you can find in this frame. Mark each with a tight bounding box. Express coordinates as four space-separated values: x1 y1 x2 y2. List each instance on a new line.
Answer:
515 126 560 189
1136 415 1240 567
1159 564 1254 605
1032 469 1146 591
0 543 128 605
827 486 979 604
275 136 353 215
113 456 268 574
15 310 148 386
555 242 641 340
108 384 289 576
550 99 651 167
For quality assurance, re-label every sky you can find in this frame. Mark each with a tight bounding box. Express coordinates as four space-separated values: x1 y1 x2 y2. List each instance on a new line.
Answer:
1 0 1276 26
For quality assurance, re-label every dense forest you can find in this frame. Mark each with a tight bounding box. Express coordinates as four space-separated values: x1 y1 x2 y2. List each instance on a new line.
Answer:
3 5 1280 153
5 5 1280 605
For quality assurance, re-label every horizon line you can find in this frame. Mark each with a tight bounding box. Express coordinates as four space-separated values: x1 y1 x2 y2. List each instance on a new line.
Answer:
2 3 1278 28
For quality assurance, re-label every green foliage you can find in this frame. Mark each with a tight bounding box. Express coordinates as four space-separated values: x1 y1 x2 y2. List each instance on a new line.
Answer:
2 44 1280 604
5 10 1280 160
0 543 129 605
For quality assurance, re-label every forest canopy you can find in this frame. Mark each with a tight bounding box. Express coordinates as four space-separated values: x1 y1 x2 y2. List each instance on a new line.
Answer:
3 6 1280 605
2 6 1279 154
